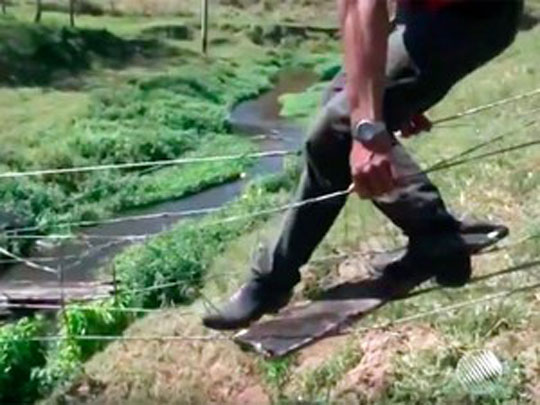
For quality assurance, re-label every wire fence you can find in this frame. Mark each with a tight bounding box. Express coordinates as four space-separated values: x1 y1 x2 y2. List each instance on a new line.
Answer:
431 87 540 125
0 246 58 274
0 150 298 180
0 87 537 181
2 115 538 242
2 279 539 344
1 230 538 314
0 84 539 351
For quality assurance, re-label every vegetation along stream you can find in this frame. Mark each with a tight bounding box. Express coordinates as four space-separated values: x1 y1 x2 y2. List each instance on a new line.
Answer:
0 70 317 286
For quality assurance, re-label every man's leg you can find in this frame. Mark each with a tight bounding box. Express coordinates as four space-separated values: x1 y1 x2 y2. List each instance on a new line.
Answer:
203 0 523 330
372 1 523 284
202 96 354 329
202 38 453 330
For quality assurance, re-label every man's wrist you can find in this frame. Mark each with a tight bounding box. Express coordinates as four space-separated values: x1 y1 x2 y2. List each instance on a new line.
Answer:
352 120 394 153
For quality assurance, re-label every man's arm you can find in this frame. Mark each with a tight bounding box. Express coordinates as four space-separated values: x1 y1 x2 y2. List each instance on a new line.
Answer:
340 0 395 197
341 0 389 123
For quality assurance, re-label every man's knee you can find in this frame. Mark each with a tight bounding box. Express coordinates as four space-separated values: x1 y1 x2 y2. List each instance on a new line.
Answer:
321 70 346 107
305 101 350 156
302 105 351 188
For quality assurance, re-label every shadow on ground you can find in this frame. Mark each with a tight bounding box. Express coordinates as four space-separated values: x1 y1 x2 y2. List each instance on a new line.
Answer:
0 22 180 88
520 8 540 31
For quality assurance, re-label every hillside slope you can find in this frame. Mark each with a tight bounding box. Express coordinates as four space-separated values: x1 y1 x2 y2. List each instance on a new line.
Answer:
44 10 540 405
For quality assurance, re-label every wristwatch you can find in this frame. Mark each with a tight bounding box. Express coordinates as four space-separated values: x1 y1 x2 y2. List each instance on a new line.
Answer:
352 120 394 152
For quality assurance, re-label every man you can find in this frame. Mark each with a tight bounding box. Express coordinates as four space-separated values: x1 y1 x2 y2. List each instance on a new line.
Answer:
204 0 524 330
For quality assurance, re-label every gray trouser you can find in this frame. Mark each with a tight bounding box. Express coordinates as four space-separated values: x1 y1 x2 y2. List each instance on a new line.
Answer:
254 0 524 290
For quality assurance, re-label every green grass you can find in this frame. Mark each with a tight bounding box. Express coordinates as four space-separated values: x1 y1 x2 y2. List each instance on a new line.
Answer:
0 10 301 239
270 18 540 403
3 2 539 404
0 3 342 402
259 356 294 393
113 135 255 209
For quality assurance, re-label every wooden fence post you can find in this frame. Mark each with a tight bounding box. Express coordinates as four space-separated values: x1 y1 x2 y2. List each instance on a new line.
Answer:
69 0 75 27
201 0 208 54
34 0 42 23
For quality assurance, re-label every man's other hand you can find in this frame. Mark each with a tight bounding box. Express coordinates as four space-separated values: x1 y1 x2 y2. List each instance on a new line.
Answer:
400 113 433 138
349 141 396 198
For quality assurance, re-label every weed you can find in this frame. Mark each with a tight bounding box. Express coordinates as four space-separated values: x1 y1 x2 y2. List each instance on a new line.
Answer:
0 316 48 402
259 356 294 391
291 344 362 404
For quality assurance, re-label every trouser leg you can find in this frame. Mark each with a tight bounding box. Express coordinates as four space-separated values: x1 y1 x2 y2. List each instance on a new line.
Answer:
375 1 523 236
253 0 523 289
253 103 352 290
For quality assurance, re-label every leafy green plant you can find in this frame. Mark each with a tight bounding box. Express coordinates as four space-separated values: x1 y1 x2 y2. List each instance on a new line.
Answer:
0 317 48 403
259 356 294 391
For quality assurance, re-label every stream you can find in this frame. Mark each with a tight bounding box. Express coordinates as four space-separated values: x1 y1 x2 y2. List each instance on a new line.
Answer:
0 70 316 286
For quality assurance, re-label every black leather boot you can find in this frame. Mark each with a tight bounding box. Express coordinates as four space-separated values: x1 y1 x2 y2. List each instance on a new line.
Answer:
374 232 471 290
377 220 508 289
202 279 293 330
410 232 472 287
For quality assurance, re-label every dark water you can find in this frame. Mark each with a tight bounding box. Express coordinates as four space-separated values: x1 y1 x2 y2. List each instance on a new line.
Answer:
0 70 316 285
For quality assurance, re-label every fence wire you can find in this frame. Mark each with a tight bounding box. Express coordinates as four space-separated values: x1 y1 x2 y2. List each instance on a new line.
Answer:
2 279 538 345
0 87 537 181
4 120 540 242
0 85 539 351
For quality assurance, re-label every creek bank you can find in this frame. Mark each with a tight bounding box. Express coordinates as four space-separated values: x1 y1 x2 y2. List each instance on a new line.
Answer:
0 66 326 404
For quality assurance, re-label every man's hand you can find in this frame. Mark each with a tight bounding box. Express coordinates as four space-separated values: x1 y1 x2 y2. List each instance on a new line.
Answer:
399 113 433 138
350 141 396 198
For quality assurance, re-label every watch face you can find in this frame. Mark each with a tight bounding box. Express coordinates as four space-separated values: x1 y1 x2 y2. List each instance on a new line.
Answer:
359 122 376 140
356 121 386 142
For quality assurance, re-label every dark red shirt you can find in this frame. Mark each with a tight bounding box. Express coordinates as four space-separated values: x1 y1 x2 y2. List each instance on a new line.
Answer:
400 0 457 11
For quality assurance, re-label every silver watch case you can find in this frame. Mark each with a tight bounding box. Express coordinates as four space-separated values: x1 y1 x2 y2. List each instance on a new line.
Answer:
353 120 387 143
353 120 393 151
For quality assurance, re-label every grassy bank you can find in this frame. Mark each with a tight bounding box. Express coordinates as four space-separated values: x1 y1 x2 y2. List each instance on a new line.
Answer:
0 165 302 404
0 6 344 245
0 3 341 403
48 8 540 405
0 13 282 241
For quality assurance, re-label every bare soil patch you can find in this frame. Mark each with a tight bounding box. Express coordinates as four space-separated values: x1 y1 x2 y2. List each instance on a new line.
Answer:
61 311 270 405
333 325 444 402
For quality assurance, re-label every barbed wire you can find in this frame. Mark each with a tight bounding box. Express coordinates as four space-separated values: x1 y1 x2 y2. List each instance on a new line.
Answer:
2 108 537 239
431 87 540 125
0 87 538 348
2 234 537 320
0 87 537 182
4 206 225 235
0 246 58 274
1 188 352 242
345 281 540 337
2 279 538 345
0 150 298 180
424 139 540 176
0 251 356 311
3 133 539 243
0 302 195 316
0 254 80 265
0 334 231 343
0 239 126 275
428 120 536 171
